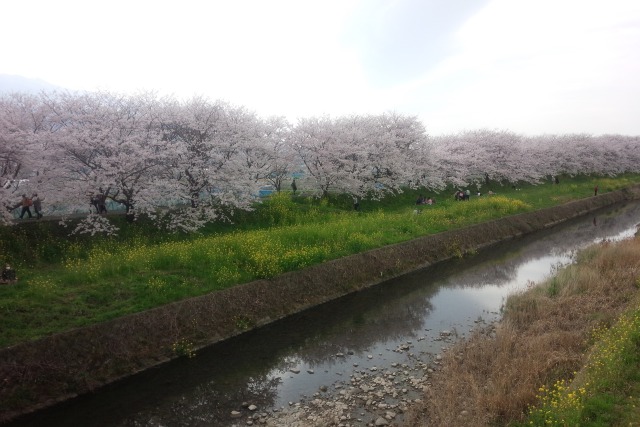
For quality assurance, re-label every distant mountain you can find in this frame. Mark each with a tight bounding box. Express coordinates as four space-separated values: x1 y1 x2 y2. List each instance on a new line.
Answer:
0 74 63 94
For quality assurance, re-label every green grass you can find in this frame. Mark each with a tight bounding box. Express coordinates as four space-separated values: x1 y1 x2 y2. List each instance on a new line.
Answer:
1 173 639 348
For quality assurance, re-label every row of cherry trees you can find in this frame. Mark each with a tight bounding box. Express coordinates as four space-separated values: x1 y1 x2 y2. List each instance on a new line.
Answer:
1 91 639 233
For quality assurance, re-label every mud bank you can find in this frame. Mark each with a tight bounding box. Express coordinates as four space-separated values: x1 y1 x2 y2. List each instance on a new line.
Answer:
2 186 640 423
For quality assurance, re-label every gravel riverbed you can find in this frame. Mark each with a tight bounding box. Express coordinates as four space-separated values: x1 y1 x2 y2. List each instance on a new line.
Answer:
227 323 497 427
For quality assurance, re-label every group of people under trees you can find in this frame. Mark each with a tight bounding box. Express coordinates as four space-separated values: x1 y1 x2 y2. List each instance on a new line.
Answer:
416 187 490 205
90 192 108 214
415 195 436 205
454 190 471 201
8 193 44 219
6 189 110 221
418 188 497 206
454 188 494 201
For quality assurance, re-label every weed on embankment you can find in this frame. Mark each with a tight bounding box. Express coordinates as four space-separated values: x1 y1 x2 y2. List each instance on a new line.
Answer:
406 234 640 426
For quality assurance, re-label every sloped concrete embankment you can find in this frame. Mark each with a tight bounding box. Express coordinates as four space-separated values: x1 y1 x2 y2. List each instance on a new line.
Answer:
2 185 640 422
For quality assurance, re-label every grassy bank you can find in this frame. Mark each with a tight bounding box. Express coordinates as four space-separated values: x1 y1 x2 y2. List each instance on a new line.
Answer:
1 174 639 348
406 226 640 426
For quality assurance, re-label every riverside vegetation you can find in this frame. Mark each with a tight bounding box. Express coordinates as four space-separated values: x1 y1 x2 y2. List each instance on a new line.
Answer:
1 174 640 425
0 174 639 351
406 211 640 426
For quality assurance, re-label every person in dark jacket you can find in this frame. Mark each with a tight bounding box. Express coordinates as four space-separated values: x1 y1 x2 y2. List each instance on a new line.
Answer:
32 193 43 219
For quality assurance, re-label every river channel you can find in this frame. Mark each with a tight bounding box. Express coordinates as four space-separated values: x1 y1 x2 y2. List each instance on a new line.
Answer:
8 201 640 427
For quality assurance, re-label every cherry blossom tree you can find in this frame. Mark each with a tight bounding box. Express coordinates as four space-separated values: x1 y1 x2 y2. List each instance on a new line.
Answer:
0 92 57 224
529 134 604 179
45 91 166 233
409 137 446 192
0 96 27 209
1 89 639 235
291 113 428 200
155 97 263 232
255 116 295 192
366 112 434 195
291 116 348 198
596 135 640 174
428 129 543 190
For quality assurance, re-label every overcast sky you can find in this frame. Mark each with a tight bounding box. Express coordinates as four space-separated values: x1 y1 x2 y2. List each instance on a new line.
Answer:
2 0 640 136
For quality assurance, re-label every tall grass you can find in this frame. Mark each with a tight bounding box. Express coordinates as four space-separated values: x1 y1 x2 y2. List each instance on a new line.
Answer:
523 301 640 426
1 174 639 348
406 235 640 426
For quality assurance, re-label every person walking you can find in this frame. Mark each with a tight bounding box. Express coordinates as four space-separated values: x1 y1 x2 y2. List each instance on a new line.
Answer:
19 194 33 219
32 193 43 219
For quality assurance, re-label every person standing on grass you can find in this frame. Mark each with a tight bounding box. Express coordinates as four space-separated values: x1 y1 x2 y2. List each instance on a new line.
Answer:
19 194 32 219
32 193 43 219
594 185 599 196
291 178 297 195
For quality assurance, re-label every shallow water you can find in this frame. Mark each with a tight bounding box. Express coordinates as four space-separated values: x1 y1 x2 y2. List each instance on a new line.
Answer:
9 201 640 427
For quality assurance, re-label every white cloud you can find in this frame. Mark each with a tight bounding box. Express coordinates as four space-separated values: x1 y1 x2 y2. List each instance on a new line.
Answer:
410 0 640 134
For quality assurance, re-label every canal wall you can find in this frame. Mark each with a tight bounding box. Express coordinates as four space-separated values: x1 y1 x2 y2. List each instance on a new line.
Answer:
2 185 640 423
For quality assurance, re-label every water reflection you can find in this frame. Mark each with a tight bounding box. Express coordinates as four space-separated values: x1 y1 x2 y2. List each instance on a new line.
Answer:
9 201 640 427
